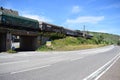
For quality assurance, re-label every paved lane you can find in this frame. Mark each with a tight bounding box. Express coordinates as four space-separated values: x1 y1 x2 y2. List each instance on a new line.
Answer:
98 56 120 80
0 45 119 80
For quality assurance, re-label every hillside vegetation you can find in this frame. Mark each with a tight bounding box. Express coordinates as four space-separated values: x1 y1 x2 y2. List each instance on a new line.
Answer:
90 32 120 45
37 32 120 51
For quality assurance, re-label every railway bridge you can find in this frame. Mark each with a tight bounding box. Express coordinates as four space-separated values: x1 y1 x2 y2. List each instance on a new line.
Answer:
0 7 51 52
0 7 93 52
0 27 45 51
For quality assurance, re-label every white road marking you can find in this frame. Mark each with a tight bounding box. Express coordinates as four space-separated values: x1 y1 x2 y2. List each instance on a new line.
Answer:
0 60 29 65
95 54 120 80
49 56 60 59
83 53 120 80
0 56 14 58
70 57 83 61
10 65 51 74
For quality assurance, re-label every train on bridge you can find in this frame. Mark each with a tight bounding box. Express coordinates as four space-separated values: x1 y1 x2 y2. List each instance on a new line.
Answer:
0 7 93 39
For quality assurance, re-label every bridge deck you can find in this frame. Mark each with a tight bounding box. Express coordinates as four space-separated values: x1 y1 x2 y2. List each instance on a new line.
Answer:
0 27 39 36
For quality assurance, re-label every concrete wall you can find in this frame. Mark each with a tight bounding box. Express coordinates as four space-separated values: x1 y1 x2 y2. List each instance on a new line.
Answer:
0 33 6 51
6 32 12 50
0 33 11 51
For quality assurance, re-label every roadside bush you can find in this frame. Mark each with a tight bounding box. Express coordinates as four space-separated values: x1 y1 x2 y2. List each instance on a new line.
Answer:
37 45 54 51
117 41 120 45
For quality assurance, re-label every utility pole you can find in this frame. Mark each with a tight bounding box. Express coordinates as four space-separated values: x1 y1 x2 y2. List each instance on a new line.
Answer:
83 25 86 37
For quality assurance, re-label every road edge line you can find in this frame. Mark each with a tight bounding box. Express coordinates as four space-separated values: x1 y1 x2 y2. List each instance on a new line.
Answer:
95 54 120 80
83 53 120 80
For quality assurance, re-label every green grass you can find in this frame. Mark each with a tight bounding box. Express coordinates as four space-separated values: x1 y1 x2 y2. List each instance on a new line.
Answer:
37 37 106 51
7 49 16 53
51 44 104 51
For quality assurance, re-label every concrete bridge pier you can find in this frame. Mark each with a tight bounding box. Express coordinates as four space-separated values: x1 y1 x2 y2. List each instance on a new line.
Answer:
0 32 12 51
20 36 40 51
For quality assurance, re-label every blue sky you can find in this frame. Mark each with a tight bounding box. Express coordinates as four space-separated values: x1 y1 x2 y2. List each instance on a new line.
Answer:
0 0 120 35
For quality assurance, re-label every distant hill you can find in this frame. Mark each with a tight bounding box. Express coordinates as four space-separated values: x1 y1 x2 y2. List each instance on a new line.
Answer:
89 31 120 45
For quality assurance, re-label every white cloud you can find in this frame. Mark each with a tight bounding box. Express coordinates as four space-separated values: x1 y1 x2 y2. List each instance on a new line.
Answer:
94 30 108 33
72 6 82 13
66 16 104 24
22 14 52 22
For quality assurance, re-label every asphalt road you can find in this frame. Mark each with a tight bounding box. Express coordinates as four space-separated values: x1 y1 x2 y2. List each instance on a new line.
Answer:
98 54 120 80
0 45 120 80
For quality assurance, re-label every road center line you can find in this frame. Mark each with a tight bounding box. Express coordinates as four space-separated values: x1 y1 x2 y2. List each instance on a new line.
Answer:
10 65 51 74
70 57 83 61
83 53 120 80
0 60 29 65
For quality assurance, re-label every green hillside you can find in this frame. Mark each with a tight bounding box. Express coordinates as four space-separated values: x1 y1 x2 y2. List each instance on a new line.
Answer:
37 32 120 51
89 32 120 45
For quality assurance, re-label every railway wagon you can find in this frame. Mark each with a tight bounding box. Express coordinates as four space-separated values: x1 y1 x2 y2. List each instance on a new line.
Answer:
76 31 84 37
62 28 78 36
85 34 93 39
0 12 39 31
39 21 63 33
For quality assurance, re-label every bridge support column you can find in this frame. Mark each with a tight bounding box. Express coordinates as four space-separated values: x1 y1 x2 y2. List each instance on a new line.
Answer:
20 36 40 51
6 32 12 50
0 33 6 51
0 32 11 51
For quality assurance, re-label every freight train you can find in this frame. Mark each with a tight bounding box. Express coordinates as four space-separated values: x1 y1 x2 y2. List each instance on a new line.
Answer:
39 21 85 37
0 7 93 38
39 21 93 38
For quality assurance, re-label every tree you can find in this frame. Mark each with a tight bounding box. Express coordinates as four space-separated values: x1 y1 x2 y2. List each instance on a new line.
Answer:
117 41 120 45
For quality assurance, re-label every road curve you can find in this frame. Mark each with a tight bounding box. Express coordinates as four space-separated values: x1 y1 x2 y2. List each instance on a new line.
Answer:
0 45 119 80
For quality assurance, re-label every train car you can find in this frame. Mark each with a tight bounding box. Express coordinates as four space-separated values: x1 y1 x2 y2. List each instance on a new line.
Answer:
85 34 93 39
39 21 63 33
39 22 52 31
0 12 39 31
75 30 84 37
62 28 78 36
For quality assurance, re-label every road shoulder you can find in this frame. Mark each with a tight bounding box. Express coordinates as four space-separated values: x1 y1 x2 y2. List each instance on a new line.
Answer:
99 57 120 80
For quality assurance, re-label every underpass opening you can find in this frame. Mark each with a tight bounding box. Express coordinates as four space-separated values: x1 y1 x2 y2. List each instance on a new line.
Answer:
19 36 39 51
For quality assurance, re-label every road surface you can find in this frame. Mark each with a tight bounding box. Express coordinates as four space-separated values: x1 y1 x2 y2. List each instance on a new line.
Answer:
0 45 120 80
98 55 120 80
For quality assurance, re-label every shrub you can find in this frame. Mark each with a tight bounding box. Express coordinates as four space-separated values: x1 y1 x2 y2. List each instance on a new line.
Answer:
117 41 120 45
7 49 16 53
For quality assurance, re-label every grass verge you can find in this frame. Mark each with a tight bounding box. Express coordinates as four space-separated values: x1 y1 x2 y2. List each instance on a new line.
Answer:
7 49 16 53
37 37 106 51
